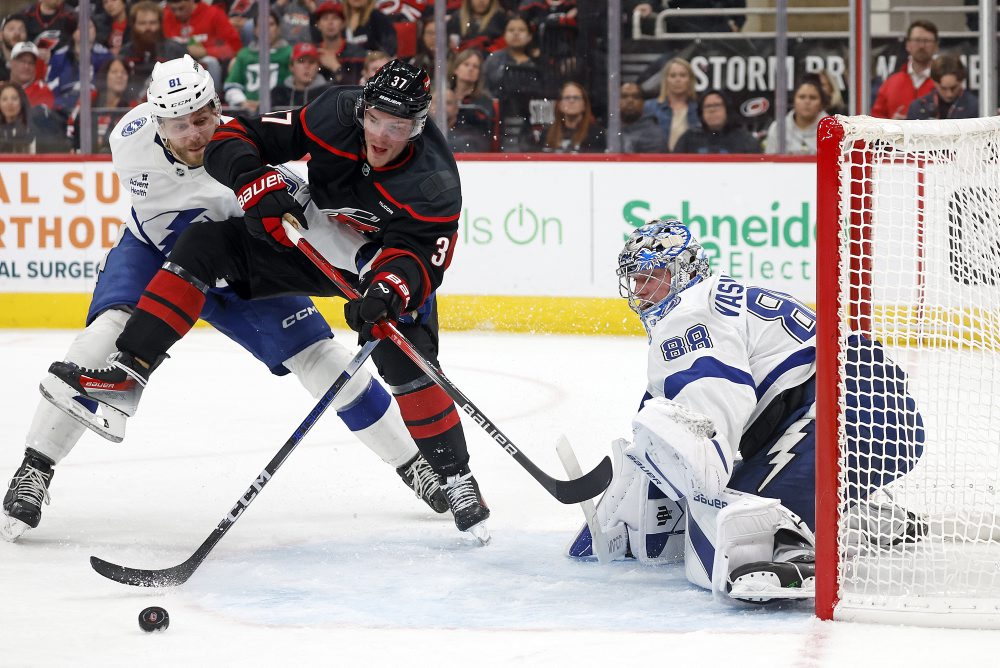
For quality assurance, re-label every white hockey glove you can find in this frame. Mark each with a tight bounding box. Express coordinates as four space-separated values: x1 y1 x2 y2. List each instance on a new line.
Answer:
628 397 733 502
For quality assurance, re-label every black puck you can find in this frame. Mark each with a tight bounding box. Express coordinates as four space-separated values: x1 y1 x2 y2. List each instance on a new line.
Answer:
138 606 170 632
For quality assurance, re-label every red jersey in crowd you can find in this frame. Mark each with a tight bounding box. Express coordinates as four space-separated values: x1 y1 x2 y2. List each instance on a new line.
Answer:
163 2 243 62
23 79 55 109
871 65 935 119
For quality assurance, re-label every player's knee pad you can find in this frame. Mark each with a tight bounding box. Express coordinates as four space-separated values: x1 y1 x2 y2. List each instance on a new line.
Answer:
710 494 814 598
64 308 130 368
284 338 373 411
629 397 733 502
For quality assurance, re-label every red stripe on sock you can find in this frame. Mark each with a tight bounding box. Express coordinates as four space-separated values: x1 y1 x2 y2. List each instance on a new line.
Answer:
396 384 455 422
146 269 206 322
135 295 196 337
406 409 461 440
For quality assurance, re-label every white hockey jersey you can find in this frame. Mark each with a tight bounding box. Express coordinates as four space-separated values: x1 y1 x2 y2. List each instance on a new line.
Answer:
110 104 243 254
643 274 816 461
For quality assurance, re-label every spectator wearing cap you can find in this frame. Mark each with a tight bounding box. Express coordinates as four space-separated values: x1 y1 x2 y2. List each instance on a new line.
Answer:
907 54 978 120
19 0 77 52
225 11 293 112
872 19 938 119
119 1 187 90
2 15 29 81
163 0 243 92
618 82 666 153
271 42 330 107
7 42 54 109
314 2 369 84
673 89 761 154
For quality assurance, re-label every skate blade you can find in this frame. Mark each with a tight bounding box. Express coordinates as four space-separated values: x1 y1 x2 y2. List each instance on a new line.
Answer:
729 580 815 603
0 515 29 542
39 375 127 443
466 521 491 546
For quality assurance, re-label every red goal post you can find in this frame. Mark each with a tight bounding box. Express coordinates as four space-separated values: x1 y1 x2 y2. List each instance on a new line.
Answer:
816 114 1000 628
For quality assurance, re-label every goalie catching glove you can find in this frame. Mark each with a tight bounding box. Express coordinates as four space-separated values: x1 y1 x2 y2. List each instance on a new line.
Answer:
236 167 307 251
344 273 410 342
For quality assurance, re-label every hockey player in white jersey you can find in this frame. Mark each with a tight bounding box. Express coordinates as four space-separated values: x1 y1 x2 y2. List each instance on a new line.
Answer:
2 55 447 542
567 219 925 603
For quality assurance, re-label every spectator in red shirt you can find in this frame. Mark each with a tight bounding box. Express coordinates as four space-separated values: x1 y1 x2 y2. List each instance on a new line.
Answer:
872 19 938 119
162 0 243 91
7 42 54 110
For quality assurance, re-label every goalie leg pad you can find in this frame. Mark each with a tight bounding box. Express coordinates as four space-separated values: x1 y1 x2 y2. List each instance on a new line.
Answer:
567 438 685 563
629 397 733 501
284 338 419 468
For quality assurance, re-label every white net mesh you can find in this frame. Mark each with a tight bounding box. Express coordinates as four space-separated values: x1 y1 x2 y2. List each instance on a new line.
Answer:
833 115 1000 625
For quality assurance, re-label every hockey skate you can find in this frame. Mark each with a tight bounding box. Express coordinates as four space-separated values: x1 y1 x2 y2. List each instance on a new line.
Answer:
396 454 449 513
39 351 162 443
726 529 816 603
2 449 55 542
727 554 816 603
440 467 491 545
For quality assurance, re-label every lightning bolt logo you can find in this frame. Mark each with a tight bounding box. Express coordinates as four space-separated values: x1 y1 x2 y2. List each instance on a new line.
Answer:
759 432 805 491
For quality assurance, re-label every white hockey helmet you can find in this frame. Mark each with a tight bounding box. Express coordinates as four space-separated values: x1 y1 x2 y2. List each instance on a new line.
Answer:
147 55 219 119
617 219 712 329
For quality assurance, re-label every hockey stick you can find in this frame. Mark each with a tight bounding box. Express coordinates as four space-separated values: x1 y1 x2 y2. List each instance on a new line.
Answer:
282 217 612 504
89 338 381 587
555 436 610 564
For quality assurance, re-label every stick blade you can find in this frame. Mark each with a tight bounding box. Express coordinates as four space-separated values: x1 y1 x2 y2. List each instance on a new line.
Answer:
89 555 194 588
552 455 613 504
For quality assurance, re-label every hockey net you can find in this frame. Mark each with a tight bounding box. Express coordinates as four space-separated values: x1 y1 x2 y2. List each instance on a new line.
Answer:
816 115 1000 628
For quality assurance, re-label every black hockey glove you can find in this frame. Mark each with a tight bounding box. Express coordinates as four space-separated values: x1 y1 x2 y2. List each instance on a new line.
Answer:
235 167 307 252
344 273 410 342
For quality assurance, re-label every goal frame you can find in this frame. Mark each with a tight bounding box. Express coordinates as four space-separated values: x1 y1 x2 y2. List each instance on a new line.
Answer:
815 114 1000 628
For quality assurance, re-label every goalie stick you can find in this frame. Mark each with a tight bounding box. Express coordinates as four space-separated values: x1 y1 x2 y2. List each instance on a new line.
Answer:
282 217 612 505
89 338 381 587
555 436 611 563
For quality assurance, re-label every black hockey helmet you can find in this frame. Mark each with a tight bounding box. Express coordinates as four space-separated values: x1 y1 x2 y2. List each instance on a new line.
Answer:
356 59 431 139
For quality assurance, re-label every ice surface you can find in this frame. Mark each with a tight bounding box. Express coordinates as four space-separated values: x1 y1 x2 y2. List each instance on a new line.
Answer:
2 330 999 665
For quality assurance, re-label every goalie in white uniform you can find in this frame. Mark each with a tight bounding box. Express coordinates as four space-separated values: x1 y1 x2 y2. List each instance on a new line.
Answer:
568 220 925 603
2 56 448 542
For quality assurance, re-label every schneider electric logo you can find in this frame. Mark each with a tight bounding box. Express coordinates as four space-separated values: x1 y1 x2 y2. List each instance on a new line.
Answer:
461 204 562 245
623 199 815 281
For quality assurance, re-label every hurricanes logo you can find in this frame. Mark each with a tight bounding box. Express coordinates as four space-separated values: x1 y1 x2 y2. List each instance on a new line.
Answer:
325 207 381 233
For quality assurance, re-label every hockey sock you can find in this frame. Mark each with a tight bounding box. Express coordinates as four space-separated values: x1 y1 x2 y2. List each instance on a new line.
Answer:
394 384 468 475
116 263 208 364
336 377 392 432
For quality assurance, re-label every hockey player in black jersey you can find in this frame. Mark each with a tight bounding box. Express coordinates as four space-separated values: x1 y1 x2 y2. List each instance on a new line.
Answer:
41 60 490 541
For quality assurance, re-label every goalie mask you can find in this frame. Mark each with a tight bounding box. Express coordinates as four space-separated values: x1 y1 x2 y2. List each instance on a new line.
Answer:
617 220 711 329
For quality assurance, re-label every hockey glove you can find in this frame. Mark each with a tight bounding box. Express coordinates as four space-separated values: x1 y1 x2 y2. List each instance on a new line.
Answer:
344 273 410 342
236 167 307 252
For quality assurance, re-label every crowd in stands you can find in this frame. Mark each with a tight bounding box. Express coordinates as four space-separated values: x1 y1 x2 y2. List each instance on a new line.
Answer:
0 3 986 155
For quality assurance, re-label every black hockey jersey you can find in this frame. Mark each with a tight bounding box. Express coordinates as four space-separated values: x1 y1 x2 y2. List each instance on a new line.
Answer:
204 86 462 307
